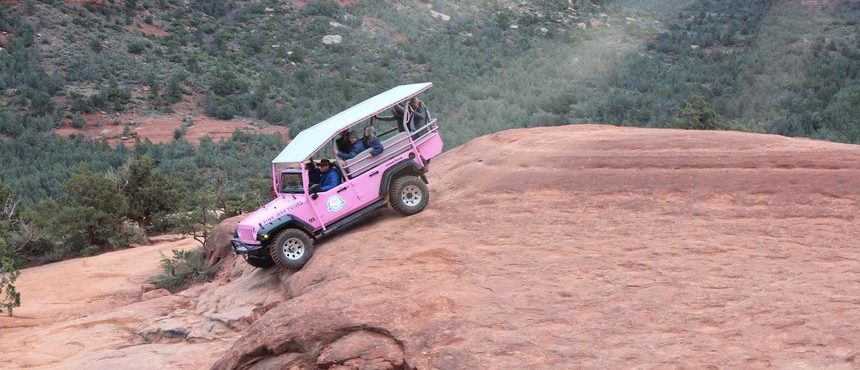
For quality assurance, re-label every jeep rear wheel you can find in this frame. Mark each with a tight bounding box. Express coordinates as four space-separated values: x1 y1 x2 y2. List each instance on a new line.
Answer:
269 228 314 270
389 176 429 215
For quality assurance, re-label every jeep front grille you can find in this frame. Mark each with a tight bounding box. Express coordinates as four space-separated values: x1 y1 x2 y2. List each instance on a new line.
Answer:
237 225 258 243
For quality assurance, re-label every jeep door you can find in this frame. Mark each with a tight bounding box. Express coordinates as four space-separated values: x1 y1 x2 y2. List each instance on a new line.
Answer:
309 178 361 228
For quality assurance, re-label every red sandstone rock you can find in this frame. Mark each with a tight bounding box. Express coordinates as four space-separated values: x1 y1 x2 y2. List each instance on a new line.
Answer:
141 288 171 301
212 126 860 369
3 126 860 370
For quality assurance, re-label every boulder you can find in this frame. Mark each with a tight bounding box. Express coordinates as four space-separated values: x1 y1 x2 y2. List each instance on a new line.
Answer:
322 35 343 45
317 331 405 369
137 319 189 343
204 214 244 268
429 10 451 22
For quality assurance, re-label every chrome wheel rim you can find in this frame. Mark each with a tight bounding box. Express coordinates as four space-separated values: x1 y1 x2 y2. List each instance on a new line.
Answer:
282 238 305 260
401 185 423 207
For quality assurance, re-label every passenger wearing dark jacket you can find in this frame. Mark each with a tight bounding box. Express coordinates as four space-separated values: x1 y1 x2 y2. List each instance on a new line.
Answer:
305 161 322 186
362 126 384 156
337 133 366 160
408 97 427 130
335 130 352 153
317 159 341 192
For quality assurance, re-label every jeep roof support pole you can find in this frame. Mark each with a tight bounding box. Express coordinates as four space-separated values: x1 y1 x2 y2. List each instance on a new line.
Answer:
404 111 421 161
302 164 326 231
335 140 362 201
271 164 279 196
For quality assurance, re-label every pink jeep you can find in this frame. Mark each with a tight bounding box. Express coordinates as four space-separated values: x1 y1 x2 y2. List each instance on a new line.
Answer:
232 83 444 269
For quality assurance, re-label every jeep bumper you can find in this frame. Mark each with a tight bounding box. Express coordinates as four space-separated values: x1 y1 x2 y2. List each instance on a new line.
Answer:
231 238 266 257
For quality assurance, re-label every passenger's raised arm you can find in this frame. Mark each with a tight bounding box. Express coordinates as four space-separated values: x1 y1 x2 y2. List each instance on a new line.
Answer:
376 102 409 132
409 98 427 129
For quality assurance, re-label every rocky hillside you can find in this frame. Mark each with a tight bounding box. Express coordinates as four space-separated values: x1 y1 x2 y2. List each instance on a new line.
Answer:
3 0 859 147
5 125 858 369
212 125 860 369
3 0 860 268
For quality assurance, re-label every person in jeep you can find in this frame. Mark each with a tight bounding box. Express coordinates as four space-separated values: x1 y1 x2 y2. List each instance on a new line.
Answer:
375 103 408 132
362 126 384 156
336 130 352 153
305 160 322 186
337 133 366 160
317 159 341 192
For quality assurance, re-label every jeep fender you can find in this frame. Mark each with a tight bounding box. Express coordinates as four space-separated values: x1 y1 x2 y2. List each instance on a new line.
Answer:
379 155 428 197
256 215 316 243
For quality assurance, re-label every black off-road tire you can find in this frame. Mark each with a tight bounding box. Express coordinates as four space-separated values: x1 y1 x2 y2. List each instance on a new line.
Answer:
389 176 429 216
269 228 314 270
245 255 275 269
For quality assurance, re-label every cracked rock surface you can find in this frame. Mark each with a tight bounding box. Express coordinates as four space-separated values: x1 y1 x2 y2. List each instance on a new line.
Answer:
213 126 860 369
3 125 860 369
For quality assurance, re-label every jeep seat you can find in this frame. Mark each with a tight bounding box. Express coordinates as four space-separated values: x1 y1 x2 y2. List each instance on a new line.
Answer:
344 132 412 177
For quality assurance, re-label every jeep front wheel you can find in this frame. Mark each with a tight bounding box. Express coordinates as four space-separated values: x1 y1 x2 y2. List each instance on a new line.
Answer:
389 176 429 215
269 229 314 270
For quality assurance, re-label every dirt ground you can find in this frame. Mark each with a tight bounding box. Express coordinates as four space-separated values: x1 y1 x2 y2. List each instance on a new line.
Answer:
55 112 290 146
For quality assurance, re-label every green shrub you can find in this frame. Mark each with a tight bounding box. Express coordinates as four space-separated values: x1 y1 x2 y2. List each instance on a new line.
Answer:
91 82 132 112
0 256 20 317
670 95 727 130
302 0 341 17
149 248 215 292
69 92 95 113
71 113 86 128
88 39 102 52
127 41 148 54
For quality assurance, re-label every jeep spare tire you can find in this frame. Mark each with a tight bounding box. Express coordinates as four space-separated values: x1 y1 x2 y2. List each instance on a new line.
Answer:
269 228 314 270
389 176 429 215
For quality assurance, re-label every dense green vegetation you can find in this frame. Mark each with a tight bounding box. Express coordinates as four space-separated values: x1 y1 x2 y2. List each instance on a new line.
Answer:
0 132 280 266
150 247 215 292
584 0 860 143
1 253 21 316
1 0 859 270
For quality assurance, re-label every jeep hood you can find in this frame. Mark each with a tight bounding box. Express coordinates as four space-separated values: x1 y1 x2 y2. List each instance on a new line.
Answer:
235 196 307 244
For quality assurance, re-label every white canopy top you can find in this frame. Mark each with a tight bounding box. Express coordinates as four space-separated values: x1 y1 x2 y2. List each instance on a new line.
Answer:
272 82 432 164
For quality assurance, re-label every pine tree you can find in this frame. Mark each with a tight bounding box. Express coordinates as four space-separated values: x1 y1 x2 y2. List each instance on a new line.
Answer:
0 253 21 317
58 165 129 248
121 156 184 228
671 95 726 130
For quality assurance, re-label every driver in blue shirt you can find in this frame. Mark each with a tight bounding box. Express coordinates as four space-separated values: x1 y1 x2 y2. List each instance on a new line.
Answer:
317 159 342 192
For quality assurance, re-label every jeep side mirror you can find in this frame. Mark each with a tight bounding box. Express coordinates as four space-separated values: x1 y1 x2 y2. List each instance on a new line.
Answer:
311 193 319 200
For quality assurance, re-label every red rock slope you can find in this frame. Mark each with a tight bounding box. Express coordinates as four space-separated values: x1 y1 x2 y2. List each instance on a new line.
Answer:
212 125 860 369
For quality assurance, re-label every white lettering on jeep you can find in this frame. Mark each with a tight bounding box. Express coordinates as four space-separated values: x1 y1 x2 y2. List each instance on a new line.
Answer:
262 201 304 224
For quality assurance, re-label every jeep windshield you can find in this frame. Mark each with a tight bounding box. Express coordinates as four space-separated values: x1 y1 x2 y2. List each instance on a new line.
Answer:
280 172 304 194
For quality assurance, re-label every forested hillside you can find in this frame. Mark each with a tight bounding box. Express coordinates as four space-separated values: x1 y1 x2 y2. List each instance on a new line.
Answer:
1 0 859 267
